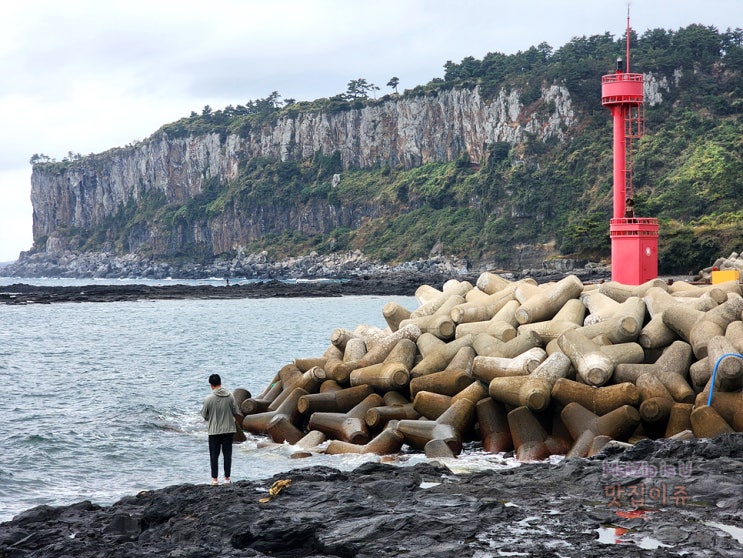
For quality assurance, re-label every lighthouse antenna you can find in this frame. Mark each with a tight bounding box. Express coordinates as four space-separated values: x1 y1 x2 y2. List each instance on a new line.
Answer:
626 2 631 73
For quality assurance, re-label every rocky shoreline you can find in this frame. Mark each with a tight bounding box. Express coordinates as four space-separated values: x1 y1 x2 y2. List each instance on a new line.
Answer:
0 250 613 304
0 248 608 283
0 249 472 281
1 434 741 557
0 268 614 305
0 274 466 304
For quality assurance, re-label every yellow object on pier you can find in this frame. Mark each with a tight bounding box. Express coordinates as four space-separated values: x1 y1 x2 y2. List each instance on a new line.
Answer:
711 270 740 285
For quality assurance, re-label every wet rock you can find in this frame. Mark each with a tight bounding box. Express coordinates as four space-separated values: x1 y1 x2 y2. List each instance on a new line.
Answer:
1 436 741 557
0 273 467 304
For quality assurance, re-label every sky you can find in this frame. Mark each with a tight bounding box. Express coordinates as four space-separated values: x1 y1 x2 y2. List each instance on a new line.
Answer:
0 0 740 262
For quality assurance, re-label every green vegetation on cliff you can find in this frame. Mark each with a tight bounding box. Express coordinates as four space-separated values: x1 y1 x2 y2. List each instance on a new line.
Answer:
33 25 743 273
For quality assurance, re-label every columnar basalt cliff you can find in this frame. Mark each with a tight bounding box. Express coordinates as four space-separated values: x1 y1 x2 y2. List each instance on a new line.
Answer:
29 85 579 257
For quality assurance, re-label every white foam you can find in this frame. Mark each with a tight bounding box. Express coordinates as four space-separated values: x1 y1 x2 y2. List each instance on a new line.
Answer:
706 522 743 544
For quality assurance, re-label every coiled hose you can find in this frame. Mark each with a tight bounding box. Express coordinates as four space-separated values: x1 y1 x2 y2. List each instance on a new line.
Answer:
707 352 743 406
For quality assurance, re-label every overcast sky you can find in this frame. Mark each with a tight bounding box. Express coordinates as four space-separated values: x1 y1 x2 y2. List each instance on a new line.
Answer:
0 0 739 262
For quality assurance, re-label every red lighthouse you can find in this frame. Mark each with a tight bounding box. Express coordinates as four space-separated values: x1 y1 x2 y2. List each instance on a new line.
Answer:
602 13 658 285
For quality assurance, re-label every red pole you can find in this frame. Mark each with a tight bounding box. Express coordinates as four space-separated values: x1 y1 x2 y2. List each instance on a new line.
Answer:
612 105 626 219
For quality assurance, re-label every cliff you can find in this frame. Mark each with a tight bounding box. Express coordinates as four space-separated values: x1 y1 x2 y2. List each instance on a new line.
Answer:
30 85 577 250
15 26 743 277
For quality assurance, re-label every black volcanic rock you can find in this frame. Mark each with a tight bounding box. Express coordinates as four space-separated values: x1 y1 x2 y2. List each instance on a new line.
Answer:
1 434 742 557
0 273 466 304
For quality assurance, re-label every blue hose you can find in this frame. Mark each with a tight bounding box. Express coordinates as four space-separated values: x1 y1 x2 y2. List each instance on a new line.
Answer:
707 352 743 406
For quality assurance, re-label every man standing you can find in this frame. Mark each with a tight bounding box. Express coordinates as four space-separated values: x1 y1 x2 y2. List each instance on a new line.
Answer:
201 374 239 486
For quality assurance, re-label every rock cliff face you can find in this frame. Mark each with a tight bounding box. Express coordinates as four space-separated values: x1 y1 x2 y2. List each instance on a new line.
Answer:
30 85 576 251
27 75 672 269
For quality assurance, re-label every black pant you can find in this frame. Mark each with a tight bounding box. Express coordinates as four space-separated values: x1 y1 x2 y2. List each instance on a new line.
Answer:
208 433 233 479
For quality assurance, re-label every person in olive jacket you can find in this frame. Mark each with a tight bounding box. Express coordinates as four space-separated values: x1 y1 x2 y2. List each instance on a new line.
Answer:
201 374 239 485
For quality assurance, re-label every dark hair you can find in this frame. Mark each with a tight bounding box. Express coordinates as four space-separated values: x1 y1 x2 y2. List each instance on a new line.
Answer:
208 374 222 387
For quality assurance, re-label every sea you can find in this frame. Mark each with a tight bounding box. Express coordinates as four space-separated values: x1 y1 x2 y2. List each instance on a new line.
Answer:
0 276 523 523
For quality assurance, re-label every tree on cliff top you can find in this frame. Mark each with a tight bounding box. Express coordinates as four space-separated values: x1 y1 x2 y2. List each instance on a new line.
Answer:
29 154 53 165
345 78 379 100
387 77 400 94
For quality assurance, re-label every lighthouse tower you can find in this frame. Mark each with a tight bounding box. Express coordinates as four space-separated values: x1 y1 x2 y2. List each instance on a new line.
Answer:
602 12 658 285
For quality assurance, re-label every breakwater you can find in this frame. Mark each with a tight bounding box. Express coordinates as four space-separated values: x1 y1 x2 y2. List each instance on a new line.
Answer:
238 272 743 460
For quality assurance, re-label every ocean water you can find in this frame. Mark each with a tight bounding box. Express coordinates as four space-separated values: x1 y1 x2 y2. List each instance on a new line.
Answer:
0 283 522 523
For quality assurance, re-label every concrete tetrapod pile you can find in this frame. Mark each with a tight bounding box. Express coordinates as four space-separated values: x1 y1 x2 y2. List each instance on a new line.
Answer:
236 273 743 462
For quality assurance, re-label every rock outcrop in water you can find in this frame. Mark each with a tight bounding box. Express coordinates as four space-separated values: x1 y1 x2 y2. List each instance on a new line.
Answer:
0 272 466 304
